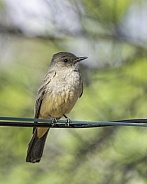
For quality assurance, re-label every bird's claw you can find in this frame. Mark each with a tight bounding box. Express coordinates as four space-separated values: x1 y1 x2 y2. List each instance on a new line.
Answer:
63 114 71 126
51 118 57 126
64 116 72 127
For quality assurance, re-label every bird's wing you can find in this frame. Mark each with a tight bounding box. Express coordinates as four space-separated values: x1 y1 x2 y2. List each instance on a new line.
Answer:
34 70 56 120
79 75 83 98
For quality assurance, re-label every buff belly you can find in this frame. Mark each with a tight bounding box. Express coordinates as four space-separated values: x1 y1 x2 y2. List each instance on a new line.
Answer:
36 69 82 138
39 88 79 119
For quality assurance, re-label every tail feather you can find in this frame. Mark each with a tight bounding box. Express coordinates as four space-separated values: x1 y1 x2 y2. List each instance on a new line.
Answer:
26 129 49 163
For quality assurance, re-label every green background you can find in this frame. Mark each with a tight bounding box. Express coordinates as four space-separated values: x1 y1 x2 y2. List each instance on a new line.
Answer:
0 0 147 183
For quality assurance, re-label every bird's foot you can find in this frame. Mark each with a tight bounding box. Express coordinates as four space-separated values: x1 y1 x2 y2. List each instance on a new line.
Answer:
51 118 58 127
63 114 72 126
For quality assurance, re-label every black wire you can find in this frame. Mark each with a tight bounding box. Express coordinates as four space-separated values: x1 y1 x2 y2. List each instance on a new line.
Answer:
113 119 147 123
0 117 147 128
0 121 109 128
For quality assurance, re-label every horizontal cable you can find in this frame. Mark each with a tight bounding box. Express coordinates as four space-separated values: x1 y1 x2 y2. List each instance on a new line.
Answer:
0 116 147 128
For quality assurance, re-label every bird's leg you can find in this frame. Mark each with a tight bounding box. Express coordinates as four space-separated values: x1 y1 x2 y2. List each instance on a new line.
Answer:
63 114 71 126
51 117 58 126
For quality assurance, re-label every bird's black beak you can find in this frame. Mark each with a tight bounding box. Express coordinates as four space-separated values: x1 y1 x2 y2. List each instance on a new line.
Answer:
74 56 88 63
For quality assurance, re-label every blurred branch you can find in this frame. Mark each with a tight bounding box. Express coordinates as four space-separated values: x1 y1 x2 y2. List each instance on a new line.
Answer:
0 23 64 41
0 23 21 35
1 22 147 53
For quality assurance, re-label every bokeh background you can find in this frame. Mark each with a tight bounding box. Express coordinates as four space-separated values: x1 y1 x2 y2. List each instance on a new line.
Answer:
0 0 147 183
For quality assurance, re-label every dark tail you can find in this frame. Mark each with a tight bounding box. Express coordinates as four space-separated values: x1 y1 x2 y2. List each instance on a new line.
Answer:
26 129 49 163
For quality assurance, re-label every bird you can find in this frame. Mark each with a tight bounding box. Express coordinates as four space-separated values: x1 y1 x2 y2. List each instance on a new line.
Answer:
26 52 87 163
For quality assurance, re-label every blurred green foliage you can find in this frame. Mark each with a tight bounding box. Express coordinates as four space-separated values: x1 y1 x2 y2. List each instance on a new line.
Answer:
0 0 147 184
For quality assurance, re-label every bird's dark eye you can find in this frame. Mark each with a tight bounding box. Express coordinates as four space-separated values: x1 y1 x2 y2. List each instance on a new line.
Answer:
64 59 68 62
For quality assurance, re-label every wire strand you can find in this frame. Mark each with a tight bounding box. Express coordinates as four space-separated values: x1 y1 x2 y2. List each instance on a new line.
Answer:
0 116 147 128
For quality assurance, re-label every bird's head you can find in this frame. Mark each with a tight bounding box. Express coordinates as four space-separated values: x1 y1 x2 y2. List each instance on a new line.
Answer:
50 52 87 69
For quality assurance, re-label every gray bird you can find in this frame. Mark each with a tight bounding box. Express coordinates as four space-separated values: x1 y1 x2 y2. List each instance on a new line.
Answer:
26 52 87 163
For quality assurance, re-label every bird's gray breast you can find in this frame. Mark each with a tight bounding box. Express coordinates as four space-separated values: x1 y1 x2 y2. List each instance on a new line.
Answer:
47 69 82 96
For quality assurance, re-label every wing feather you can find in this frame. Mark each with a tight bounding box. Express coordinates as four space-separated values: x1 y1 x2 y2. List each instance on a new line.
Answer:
34 70 56 120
